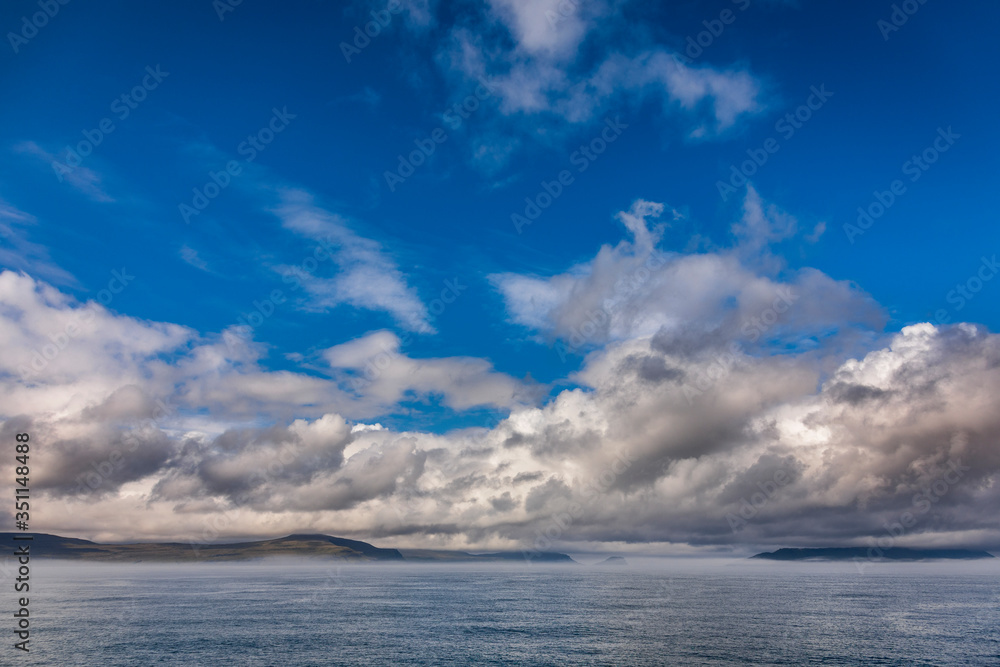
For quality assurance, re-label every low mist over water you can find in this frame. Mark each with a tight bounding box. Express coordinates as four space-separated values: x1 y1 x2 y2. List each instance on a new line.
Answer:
14 559 1000 665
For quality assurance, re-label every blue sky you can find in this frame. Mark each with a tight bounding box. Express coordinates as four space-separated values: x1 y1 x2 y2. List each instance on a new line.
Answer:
2 0 1000 551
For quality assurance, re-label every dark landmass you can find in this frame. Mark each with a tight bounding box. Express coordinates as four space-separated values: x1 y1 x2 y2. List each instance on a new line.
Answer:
596 556 628 566
0 533 403 562
0 533 575 564
400 548 576 563
752 547 995 562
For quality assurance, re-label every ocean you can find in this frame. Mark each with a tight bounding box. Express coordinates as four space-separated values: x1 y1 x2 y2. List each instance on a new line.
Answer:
11 558 1000 665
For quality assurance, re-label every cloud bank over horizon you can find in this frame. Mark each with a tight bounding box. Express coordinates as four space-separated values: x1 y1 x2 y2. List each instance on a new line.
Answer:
3 189 998 555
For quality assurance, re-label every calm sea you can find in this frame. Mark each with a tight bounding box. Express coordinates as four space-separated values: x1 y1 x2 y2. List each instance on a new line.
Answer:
10 558 1000 665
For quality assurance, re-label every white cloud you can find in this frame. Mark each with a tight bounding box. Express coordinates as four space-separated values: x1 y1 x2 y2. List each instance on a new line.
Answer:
432 2 763 151
23 320 1000 552
492 192 883 356
0 270 532 504
486 0 601 58
272 189 435 333
322 330 539 411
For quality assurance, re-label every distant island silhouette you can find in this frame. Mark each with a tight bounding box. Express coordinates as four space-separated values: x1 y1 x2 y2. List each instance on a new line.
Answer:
8 535 992 564
596 556 629 566
0 533 576 564
751 547 995 561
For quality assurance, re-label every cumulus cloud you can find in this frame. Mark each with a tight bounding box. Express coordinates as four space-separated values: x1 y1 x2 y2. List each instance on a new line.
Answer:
40 321 996 552
492 190 884 360
0 268 528 501
364 322 998 552
1 192 997 555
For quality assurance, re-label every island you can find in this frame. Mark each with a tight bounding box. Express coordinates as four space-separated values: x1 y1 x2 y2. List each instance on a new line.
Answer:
751 547 995 561
595 556 629 566
0 532 577 564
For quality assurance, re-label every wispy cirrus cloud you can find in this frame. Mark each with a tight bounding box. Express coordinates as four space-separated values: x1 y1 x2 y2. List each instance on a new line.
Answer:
168 133 435 333
179 245 210 272
0 199 77 286
272 188 435 333
14 140 115 203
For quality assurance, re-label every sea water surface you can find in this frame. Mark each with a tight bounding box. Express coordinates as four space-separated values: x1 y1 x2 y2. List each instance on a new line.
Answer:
13 558 1000 665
